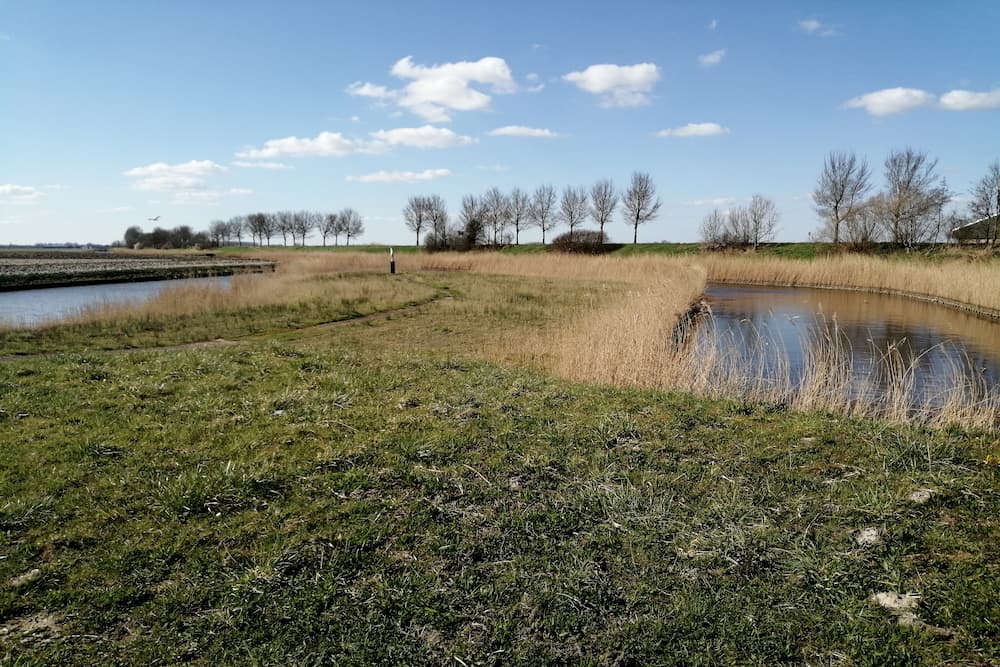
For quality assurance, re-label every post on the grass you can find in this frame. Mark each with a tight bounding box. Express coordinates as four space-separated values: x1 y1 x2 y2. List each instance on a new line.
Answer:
389 247 396 274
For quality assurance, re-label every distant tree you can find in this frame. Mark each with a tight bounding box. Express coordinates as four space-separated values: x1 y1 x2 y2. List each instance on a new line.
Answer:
340 208 364 246
292 210 313 246
173 225 194 247
699 208 729 246
403 196 431 246
968 160 1000 246
425 195 448 245
878 148 951 247
261 213 278 246
745 194 780 249
842 195 884 246
482 187 510 245
813 151 872 245
209 220 227 246
124 225 143 248
246 212 269 246
319 212 338 246
459 194 486 248
530 184 558 244
589 179 618 238
622 172 662 244
559 186 588 243
276 211 294 246
508 188 531 245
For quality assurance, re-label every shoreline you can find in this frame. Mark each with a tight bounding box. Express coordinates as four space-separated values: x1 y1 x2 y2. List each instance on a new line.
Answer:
0 261 275 292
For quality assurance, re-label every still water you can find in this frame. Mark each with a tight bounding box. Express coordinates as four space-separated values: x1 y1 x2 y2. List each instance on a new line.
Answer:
700 284 1000 406
0 276 232 327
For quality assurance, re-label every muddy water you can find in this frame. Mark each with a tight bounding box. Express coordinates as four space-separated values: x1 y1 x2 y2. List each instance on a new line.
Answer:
0 275 232 327
701 284 1000 406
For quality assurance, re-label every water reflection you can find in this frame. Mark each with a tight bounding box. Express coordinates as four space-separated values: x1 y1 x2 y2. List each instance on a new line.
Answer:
701 284 1000 408
0 276 232 327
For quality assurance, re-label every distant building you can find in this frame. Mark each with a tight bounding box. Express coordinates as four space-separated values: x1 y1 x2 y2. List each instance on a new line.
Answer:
950 214 999 245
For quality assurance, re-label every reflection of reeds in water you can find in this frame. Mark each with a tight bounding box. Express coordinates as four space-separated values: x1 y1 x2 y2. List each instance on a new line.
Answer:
674 312 1000 430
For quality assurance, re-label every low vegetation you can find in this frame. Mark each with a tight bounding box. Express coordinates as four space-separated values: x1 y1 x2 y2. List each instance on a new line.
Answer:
1 251 997 664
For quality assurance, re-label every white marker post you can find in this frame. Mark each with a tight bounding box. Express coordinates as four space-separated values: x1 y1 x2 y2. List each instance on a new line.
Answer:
389 247 395 274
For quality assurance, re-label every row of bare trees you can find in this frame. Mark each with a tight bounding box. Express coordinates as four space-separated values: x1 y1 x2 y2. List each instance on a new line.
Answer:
699 195 781 249
812 148 958 247
210 210 364 247
404 172 663 248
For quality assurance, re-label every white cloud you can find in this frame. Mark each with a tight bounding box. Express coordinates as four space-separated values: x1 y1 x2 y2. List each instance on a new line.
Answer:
698 49 726 67
563 63 660 107
798 19 839 36
708 18 717 30
347 168 451 184
124 160 227 192
232 160 293 170
349 56 518 122
939 88 1000 111
346 82 395 99
488 125 557 138
656 122 730 137
686 197 735 207
370 125 475 148
236 131 373 158
843 87 935 115
0 184 42 201
174 188 254 205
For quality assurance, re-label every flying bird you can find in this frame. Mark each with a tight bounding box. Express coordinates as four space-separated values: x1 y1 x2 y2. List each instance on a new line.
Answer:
147 215 160 222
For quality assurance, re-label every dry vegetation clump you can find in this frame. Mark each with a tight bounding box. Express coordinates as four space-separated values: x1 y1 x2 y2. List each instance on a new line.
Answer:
696 254 1000 316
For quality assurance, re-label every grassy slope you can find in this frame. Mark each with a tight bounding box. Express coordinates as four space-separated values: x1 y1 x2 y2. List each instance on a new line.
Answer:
1 270 998 665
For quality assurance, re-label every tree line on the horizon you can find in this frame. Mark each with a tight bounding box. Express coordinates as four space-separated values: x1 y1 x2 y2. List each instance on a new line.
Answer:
120 210 365 249
807 149 998 248
403 172 663 250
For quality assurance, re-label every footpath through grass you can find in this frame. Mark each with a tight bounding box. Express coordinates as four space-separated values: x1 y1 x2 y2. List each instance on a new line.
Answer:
1 267 998 665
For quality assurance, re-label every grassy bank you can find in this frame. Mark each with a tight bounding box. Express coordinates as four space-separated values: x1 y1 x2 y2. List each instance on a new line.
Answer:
2 344 997 665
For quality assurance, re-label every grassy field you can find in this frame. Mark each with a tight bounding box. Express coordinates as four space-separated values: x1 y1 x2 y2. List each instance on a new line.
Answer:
1 253 998 664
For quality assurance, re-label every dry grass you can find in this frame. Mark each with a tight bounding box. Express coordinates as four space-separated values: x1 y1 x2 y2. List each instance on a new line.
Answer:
696 254 1000 316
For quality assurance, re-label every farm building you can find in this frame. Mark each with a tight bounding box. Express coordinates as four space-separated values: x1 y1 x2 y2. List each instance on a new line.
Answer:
950 214 999 245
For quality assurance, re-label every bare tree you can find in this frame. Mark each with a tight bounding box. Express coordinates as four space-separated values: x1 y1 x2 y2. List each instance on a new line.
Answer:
968 160 1000 246
403 196 430 246
229 216 246 246
482 187 510 245
340 208 364 246
425 195 448 244
459 194 485 248
878 148 951 248
530 184 558 244
508 188 531 245
292 210 313 246
589 179 618 238
276 211 294 246
209 219 227 246
622 172 662 244
745 194 780 249
319 212 338 246
813 151 872 245
246 213 268 246
842 195 884 245
699 208 729 245
559 186 588 242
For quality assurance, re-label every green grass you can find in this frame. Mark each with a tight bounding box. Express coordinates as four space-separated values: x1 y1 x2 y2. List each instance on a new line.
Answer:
1 271 997 665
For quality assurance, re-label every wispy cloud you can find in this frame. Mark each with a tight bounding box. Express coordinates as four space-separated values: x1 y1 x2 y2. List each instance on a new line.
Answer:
346 168 451 184
708 18 717 31
232 160 293 170
798 19 839 36
174 188 254 205
656 122 730 138
124 160 227 192
563 63 661 107
685 197 735 207
488 125 558 138
236 132 373 159
939 88 1000 111
0 184 42 202
698 49 726 68
370 125 475 148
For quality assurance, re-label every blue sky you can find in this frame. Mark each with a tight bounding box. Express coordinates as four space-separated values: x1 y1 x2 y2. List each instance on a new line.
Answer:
2 1 999 245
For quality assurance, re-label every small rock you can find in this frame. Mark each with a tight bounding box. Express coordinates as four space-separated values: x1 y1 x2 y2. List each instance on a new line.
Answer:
272 409 285 417
15 412 29 419
854 527 885 547
9 569 41 588
800 437 817 444
397 397 420 409
907 488 935 504
870 591 920 613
